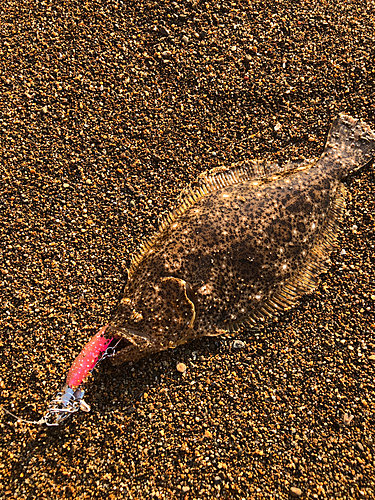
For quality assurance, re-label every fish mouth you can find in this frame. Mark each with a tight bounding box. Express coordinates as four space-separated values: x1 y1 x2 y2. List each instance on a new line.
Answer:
105 324 151 359
106 336 133 357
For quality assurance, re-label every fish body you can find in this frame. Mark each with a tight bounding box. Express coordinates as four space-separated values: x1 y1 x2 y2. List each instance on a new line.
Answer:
37 114 374 425
104 115 375 364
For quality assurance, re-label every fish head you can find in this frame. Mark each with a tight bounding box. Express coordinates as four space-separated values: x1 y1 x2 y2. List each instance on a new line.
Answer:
107 276 196 364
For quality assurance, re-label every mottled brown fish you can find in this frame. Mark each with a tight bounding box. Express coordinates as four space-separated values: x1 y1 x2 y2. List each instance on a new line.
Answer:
106 114 375 364
30 114 375 425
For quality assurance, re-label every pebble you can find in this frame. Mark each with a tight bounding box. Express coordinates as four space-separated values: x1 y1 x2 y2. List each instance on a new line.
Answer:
232 340 245 349
1 1 374 499
181 35 189 44
290 486 302 497
159 26 170 37
176 362 187 373
161 50 172 60
356 442 364 452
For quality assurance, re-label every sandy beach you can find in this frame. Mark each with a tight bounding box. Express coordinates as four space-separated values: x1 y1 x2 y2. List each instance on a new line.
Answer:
0 0 374 498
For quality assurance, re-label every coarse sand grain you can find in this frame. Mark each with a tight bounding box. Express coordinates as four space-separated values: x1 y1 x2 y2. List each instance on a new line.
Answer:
0 0 374 498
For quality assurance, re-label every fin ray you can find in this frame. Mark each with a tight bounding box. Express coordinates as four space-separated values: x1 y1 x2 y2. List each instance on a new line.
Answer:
222 184 346 331
129 158 317 277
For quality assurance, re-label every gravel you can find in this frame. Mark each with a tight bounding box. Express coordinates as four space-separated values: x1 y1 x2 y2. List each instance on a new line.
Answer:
176 363 187 374
232 340 246 349
0 0 374 499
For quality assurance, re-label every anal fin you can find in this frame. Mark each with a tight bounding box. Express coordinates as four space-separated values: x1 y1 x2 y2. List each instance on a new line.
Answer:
259 183 346 319
225 183 347 331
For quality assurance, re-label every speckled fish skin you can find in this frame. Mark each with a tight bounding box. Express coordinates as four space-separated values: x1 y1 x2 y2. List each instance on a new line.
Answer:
108 115 375 364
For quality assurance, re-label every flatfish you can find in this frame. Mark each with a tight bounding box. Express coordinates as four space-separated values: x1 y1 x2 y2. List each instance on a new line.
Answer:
106 114 375 363
30 114 375 425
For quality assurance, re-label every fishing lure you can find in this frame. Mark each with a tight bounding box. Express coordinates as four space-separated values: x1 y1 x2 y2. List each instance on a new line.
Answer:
4 114 375 425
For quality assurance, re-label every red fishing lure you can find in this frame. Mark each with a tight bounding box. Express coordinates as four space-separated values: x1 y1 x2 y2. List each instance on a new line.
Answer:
41 325 119 425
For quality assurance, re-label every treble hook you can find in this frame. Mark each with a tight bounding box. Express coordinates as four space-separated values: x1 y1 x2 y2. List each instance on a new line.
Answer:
2 325 119 426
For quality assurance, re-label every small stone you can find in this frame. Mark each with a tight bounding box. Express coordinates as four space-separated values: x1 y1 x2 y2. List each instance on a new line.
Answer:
182 486 190 493
343 412 354 425
368 355 375 361
243 54 252 66
290 486 302 497
42 106 48 113
340 249 347 255
356 442 364 452
182 35 189 44
177 362 187 373
232 340 245 349
63 183 70 188
204 429 212 438
159 26 170 37
370 295 375 300
161 50 172 60
274 122 282 132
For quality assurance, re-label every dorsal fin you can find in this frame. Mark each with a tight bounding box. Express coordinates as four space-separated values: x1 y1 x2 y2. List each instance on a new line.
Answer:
176 157 317 205
129 158 317 276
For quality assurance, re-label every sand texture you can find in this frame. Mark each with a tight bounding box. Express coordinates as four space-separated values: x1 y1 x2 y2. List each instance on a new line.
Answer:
0 0 374 498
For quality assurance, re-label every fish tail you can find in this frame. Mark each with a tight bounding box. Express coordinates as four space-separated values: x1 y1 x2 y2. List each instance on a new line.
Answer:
322 114 375 178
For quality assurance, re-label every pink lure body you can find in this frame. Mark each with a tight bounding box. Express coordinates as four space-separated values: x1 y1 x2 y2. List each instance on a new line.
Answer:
66 325 112 388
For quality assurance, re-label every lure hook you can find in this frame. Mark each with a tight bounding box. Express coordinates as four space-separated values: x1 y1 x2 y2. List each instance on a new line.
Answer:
2 325 120 426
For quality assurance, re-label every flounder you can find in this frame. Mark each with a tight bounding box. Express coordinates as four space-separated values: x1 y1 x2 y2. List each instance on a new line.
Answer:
26 114 375 425
105 114 375 364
